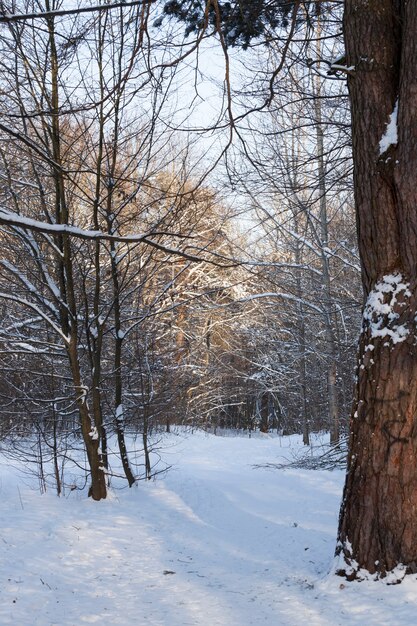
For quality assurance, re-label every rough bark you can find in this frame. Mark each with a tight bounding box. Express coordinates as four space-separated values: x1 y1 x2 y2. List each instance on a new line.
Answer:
337 0 417 578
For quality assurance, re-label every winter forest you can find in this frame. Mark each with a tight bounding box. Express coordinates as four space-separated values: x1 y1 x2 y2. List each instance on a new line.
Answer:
1 1 417 625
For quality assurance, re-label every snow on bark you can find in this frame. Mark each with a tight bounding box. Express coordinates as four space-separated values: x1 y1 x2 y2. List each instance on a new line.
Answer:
89 426 99 441
77 385 89 405
334 538 407 583
115 404 124 423
363 273 411 344
379 99 398 155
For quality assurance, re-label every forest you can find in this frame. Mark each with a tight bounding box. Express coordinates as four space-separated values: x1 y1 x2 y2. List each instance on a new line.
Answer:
0 0 357 495
1 1 417 624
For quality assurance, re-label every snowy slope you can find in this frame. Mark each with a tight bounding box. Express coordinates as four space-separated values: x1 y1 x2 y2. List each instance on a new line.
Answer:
0 431 416 626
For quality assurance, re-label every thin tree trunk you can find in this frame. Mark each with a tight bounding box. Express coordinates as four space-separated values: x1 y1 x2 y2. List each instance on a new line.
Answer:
313 26 339 445
114 326 136 487
46 5 106 500
109 234 136 487
143 405 152 480
288 121 310 445
51 370 62 497
294 240 310 445
296 280 310 445
260 392 269 433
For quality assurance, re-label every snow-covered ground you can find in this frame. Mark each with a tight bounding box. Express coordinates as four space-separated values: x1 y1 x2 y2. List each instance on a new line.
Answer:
1 430 416 625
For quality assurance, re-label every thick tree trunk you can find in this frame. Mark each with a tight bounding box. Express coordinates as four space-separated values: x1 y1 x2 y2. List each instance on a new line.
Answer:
337 278 417 577
337 0 417 578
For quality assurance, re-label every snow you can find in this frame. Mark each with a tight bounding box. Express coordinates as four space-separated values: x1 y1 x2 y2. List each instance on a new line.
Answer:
115 404 124 423
240 293 322 314
0 291 70 343
363 273 411 345
9 342 40 353
1 431 417 625
0 208 146 241
329 64 355 73
89 426 99 440
0 209 201 262
379 100 398 155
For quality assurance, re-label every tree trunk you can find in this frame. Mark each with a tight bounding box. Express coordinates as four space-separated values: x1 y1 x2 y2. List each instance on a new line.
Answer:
260 392 269 433
45 6 106 501
111 249 136 488
68 339 107 501
312 29 340 445
298 297 310 446
337 0 417 578
294 227 310 445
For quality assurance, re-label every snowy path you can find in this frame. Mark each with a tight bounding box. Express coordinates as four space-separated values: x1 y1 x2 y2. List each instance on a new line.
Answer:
1 432 416 625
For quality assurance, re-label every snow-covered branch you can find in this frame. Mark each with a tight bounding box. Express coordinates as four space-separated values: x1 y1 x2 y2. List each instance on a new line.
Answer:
237 292 323 314
0 292 69 343
0 1 144 23
0 209 215 263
